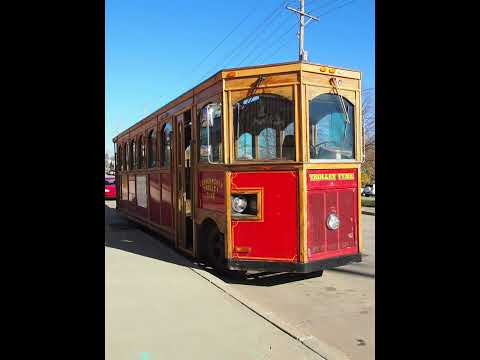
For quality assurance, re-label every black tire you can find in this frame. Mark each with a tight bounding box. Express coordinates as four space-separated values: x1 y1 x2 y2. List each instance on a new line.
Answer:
206 227 226 272
206 227 246 279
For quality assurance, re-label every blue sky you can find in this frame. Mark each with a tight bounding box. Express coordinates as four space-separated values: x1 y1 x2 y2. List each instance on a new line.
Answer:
105 0 375 155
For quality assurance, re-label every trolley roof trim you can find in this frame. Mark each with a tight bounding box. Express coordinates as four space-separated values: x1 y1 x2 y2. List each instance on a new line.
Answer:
112 61 361 142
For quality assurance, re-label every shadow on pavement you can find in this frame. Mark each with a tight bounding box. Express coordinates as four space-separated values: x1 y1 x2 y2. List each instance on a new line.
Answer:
105 204 359 286
105 205 192 269
330 267 375 278
191 261 326 286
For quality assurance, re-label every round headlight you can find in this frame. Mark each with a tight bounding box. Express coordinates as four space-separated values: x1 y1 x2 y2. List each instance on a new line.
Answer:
232 196 247 213
326 213 340 230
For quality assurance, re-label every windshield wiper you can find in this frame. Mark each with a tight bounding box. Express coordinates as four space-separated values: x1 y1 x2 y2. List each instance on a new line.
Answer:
329 77 351 140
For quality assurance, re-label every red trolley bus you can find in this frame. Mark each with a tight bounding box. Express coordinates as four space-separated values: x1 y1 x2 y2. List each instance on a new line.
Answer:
113 61 363 274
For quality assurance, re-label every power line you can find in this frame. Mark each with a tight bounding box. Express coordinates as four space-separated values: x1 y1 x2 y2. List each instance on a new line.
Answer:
260 32 295 62
320 0 356 15
237 12 294 66
250 1 333 65
190 5 259 74
170 3 267 97
197 1 288 81
180 0 357 94
310 0 355 15
222 1 288 67
250 19 298 65
306 0 344 12
264 0 356 62
255 22 298 64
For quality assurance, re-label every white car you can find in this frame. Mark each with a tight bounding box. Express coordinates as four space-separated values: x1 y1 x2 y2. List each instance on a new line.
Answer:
362 184 375 197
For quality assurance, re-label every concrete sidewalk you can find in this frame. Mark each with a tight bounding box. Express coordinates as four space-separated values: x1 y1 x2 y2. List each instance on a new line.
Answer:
105 204 324 360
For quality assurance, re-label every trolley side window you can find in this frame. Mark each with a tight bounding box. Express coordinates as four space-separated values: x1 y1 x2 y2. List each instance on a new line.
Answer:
121 175 128 200
160 122 173 167
126 141 131 171
122 143 128 171
233 94 295 161
147 129 157 168
199 103 223 163
117 144 122 171
309 93 354 160
138 135 145 169
131 140 136 169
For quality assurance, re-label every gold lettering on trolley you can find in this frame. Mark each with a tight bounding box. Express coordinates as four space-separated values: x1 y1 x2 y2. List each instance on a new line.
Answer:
201 178 224 200
309 173 354 181
337 173 354 180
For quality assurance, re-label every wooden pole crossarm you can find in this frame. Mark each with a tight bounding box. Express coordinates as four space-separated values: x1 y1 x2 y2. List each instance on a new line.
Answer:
285 6 319 21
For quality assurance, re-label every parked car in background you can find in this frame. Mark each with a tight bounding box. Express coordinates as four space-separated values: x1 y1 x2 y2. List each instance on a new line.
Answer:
105 176 116 200
362 183 375 197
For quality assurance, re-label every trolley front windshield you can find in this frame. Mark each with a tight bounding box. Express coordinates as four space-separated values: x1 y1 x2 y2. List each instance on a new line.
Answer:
309 93 354 160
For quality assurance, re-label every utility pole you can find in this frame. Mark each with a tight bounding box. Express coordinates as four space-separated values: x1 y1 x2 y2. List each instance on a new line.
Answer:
286 0 319 62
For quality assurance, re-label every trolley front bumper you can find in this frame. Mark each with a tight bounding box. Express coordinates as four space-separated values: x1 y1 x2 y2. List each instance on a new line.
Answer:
227 253 362 273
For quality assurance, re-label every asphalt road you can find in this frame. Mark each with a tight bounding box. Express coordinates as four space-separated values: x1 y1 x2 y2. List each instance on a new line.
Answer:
105 200 375 359
202 212 375 360
341 214 375 276
224 214 375 360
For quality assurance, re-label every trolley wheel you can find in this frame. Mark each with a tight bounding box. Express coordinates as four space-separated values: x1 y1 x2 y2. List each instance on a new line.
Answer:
206 228 246 279
206 227 226 272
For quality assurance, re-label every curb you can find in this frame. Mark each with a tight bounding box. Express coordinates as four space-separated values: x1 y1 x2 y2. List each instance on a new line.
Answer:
188 265 351 360
113 208 352 360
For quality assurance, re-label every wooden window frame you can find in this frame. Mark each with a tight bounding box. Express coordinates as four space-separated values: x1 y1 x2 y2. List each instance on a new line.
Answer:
159 120 173 169
229 85 297 164
131 139 136 170
137 135 145 169
147 128 157 168
306 85 360 163
116 144 122 172
196 94 224 165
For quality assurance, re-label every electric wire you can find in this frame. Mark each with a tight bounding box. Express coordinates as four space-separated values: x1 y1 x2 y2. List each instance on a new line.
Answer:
190 4 260 74
255 20 299 64
310 0 356 15
249 1 340 65
170 2 265 98
179 0 357 96
236 11 295 66
221 1 288 67
263 0 357 62
306 0 345 12
320 0 356 15
196 0 288 81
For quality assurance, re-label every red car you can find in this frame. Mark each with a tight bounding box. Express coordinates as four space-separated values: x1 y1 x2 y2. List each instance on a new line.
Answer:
105 176 116 200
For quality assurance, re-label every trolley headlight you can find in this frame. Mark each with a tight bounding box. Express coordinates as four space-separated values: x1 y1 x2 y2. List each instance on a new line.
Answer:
232 196 248 213
326 213 340 230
